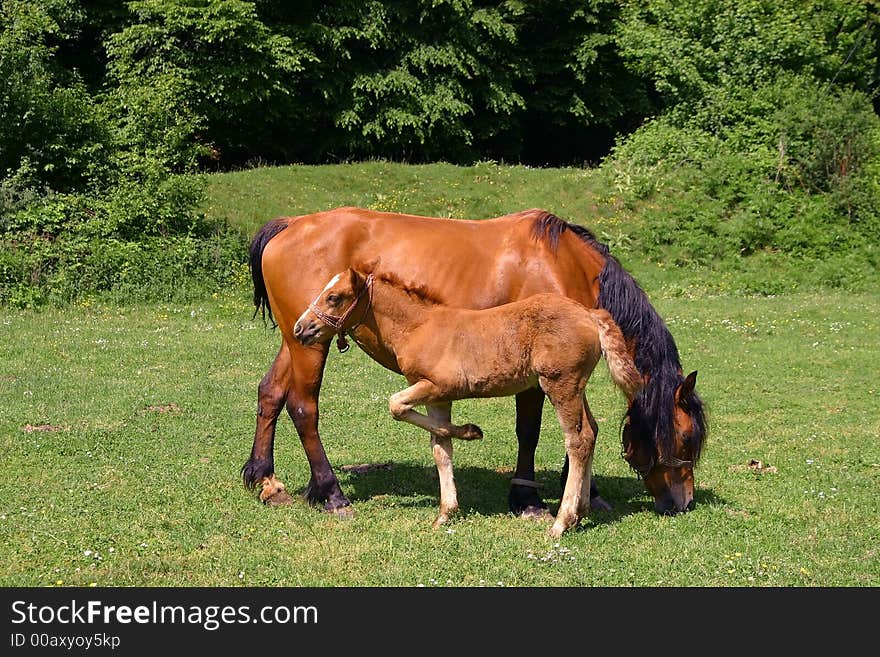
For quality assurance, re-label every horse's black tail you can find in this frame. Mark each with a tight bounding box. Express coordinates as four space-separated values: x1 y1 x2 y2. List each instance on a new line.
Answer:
249 217 290 326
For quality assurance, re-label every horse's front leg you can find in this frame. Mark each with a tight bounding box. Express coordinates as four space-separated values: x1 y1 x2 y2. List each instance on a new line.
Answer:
287 340 353 514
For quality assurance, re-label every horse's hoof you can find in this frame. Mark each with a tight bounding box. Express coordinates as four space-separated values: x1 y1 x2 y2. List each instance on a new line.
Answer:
262 488 294 506
508 485 547 517
461 423 483 440
328 503 356 519
590 495 613 512
520 505 553 521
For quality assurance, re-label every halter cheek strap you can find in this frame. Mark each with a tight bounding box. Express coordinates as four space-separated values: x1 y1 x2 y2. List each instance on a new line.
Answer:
308 274 374 353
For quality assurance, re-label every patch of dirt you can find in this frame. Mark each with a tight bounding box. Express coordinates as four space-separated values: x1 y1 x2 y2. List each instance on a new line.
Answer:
22 423 64 433
730 458 778 474
144 403 181 413
747 458 778 474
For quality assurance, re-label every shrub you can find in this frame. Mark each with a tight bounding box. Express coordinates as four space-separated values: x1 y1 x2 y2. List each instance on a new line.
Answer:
600 73 880 290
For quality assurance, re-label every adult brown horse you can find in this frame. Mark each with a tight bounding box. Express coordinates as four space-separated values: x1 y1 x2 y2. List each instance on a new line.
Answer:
243 207 707 516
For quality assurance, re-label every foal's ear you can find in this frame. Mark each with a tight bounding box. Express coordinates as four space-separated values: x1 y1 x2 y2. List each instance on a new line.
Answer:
676 371 698 404
348 268 364 289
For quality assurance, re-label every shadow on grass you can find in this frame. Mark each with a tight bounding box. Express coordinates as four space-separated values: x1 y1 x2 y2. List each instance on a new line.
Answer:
323 461 723 525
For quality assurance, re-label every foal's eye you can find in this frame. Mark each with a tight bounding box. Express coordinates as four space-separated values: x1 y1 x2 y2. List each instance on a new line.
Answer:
326 293 339 305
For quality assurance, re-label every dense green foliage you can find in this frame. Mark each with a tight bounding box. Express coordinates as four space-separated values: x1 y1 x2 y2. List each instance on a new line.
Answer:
603 0 880 293
1 0 878 306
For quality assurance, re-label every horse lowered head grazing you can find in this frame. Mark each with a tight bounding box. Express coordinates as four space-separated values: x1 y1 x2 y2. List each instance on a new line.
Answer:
293 268 643 537
244 207 707 519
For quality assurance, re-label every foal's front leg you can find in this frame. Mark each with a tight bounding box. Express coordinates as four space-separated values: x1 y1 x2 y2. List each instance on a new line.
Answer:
388 381 483 440
427 403 457 528
389 381 482 529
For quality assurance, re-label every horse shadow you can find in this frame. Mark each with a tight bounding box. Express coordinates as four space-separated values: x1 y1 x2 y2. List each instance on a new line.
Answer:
331 461 724 526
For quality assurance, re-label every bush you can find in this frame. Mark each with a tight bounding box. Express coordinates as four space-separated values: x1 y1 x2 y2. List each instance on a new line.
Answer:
600 73 880 291
0 172 248 308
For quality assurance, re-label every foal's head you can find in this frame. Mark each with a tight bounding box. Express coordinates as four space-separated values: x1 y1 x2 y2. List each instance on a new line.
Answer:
293 269 372 349
622 370 707 514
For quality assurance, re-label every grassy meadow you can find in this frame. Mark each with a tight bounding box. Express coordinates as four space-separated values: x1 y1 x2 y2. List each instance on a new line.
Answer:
1 163 878 586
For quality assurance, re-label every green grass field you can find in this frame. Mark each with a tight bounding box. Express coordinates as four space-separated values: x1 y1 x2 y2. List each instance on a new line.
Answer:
1 163 878 586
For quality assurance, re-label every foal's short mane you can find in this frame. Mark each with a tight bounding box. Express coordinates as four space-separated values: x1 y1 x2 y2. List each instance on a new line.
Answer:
371 270 446 306
531 212 707 463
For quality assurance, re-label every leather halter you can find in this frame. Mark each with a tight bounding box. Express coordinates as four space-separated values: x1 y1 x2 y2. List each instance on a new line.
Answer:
629 454 694 477
308 274 374 353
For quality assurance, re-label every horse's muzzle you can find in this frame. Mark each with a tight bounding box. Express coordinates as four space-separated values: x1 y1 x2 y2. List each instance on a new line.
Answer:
654 495 695 515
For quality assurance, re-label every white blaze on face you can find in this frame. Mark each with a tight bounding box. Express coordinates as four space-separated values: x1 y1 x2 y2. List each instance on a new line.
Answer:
321 273 343 296
295 273 345 333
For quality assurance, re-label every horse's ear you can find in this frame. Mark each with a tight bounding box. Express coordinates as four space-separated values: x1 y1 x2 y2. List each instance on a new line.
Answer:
677 371 698 403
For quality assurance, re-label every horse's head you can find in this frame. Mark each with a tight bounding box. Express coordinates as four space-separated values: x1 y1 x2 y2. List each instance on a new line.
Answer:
293 268 372 350
622 370 706 514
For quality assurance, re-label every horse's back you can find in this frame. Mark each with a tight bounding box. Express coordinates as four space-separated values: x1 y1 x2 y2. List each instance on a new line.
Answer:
257 207 606 336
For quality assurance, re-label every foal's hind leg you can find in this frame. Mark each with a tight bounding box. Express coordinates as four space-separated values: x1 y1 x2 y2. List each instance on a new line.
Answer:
560 404 612 512
543 386 596 538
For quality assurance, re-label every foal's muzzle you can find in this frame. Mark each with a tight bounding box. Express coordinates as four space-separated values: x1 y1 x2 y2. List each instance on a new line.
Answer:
293 319 320 345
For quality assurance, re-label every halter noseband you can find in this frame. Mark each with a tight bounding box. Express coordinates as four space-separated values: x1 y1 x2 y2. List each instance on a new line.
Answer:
629 454 694 477
308 274 374 353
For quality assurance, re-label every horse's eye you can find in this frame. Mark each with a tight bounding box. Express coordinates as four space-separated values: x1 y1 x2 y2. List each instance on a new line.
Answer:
326 293 339 305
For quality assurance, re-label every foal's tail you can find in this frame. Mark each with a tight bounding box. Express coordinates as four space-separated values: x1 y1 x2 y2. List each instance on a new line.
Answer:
250 217 290 326
592 309 643 400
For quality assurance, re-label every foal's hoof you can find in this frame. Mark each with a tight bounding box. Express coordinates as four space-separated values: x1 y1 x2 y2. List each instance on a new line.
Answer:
460 423 483 440
548 522 567 539
262 488 294 506
590 495 613 513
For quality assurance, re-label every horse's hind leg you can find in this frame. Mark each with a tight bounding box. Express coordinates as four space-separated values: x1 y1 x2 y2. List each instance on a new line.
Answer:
242 343 294 505
510 387 551 519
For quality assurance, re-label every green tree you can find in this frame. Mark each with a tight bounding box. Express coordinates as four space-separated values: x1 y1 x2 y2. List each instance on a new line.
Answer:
615 0 875 107
0 0 112 199
296 0 525 162
104 0 314 168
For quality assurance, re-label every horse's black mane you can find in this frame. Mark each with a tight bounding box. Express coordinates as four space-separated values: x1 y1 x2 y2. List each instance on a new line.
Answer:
532 212 707 462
